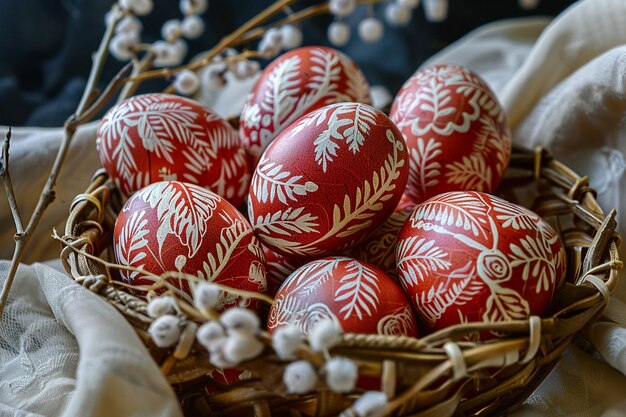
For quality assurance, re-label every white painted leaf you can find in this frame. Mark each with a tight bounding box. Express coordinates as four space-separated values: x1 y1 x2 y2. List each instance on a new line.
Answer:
138 182 220 258
254 207 319 237
482 286 530 323
508 234 556 293
417 261 482 325
334 261 381 320
115 209 150 281
445 155 492 192
252 156 319 204
397 236 451 286
410 192 490 237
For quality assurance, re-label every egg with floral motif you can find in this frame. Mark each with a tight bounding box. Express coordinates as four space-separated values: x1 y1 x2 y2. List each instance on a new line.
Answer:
390 65 511 204
248 102 409 258
395 191 566 335
239 46 370 167
97 93 250 207
268 257 418 337
113 181 267 310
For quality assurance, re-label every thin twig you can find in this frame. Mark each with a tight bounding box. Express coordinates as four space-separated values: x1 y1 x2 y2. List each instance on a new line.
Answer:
117 51 155 104
0 129 23 234
79 63 133 123
76 4 122 115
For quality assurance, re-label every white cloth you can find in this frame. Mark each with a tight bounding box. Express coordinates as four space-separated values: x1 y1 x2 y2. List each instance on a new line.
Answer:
1 0 626 415
0 262 182 417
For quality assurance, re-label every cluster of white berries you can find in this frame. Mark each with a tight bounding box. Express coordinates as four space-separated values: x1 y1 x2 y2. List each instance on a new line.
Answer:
275 320 389 417
147 295 182 348
107 0 210 95
147 288 388 416
276 319 357 394
326 0 416 47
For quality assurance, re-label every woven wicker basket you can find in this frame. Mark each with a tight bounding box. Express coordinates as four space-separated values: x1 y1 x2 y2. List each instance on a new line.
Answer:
60 145 621 417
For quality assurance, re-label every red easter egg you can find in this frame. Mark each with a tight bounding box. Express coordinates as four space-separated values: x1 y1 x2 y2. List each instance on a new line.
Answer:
389 65 511 204
114 181 267 310
396 191 566 335
97 93 250 207
262 245 305 297
248 102 409 258
239 46 370 167
268 257 418 337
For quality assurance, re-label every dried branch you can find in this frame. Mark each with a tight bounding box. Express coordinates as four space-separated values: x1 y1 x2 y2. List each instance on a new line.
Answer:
0 129 23 234
0 6 125 317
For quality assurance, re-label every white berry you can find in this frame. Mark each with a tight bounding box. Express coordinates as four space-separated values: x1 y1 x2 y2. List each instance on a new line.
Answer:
280 24 303 50
146 296 176 318
148 315 181 348
232 59 259 80
119 0 153 16
109 32 139 61
352 391 388 417
105 8 123 27
385 3 412 26
327 21 351 47
174 69 200 95
370 85 392 109
174 39 188 59
265 27 283 46
308 319 342 352
519 0 540 9
196 321 226 351
329 0 357 18
180 0 208 15
423 0 448 22
116 16 143 35
222 333 264 364
161 19 182 41
220 307 260 336
152 41 184 67
284 360 318 394
272 324 303 360
193 282 222 311
325 357 358 393
210 348 235 369
182 15 205 39
204 65 226 91
258 38 281 59
358 17 384 43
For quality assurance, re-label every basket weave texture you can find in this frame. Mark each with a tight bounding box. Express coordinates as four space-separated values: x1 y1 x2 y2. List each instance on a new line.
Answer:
60 145 622 417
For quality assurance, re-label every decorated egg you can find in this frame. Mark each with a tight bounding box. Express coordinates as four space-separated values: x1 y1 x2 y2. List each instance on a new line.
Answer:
262 245 305 296
395 191 566 335
389 65 511 204
113 181 267 310
268 257 418 337
239 46 370 166
97 93 250 207
248 102 409 258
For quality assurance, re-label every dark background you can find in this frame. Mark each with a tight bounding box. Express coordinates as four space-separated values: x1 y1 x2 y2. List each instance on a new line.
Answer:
0 0 576 127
